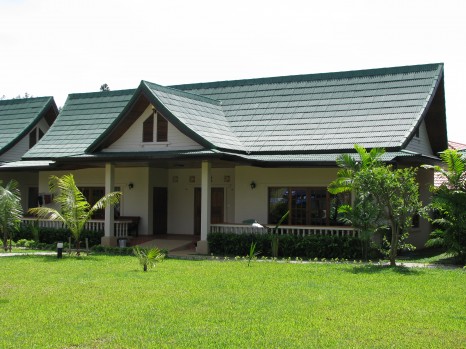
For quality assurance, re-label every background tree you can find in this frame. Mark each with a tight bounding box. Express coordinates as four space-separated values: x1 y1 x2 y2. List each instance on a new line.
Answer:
100 84 110 92
422 149 466 263
29 174 121 255
0 180 23 252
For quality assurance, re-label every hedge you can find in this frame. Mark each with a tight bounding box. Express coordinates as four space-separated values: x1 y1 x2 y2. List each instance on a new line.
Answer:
207 232 379 260
13 225 104 247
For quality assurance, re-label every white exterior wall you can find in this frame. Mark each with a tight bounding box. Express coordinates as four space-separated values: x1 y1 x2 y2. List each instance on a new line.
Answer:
405 120 433 155
166 167 235 234
39 167 151 235
103 105 203 152
0 117 51 163
234 166 338 224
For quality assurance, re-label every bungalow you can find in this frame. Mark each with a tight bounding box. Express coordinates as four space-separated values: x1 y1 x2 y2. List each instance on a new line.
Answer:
0 97 58 211
0 63 447 252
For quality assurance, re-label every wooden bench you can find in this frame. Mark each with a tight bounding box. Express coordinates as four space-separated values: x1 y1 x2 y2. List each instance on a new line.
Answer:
117 216 140 236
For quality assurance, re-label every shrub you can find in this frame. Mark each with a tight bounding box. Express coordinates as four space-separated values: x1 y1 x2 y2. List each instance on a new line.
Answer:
207 232 379 260
13 226 103 247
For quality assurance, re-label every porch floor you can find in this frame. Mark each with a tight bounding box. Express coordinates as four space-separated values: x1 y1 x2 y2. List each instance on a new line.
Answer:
129 234 199 256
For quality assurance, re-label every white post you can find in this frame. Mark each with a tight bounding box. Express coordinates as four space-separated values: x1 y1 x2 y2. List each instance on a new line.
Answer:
101 163 117 247
196 160 211 254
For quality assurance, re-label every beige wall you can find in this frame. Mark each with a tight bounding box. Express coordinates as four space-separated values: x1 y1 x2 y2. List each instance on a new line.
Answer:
165 168 235 234
0 171 39 212
39 167 151 235
234 166 338 224
407 167 434 248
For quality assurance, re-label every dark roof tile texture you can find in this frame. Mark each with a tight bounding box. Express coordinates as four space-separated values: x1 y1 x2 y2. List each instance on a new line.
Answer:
0 97 55 154
23 90 135 159
174 63 443 152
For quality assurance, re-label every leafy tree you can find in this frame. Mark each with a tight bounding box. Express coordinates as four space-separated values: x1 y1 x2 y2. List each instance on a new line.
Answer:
355 166 421 266
100 84 110 92
0 180 23 252
29 174 121 255
328 145 385 259
422 149 466 263
329 145 421 266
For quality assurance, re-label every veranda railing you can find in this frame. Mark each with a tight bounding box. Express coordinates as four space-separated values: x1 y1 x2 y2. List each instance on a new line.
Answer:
210 224 358 238
20 217 131 238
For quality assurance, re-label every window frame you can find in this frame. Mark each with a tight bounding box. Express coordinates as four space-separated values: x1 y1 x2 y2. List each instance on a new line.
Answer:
268 186 350 227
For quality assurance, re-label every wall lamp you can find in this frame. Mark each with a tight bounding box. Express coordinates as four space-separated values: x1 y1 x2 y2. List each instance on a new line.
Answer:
128 183 134 190
250 181 256 190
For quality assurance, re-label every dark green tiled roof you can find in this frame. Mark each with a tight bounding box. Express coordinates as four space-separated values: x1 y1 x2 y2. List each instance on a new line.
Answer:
173 63 444 153
143 82 245 151
23 90 135 159
21 63 445 161
0 97 56 155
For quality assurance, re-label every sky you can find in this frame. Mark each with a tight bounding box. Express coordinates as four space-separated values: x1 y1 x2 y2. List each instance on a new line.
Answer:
1 0 465 142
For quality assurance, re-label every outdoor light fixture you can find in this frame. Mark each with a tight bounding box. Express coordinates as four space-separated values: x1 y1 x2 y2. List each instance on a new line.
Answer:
250 181 256 190
57 242 63 259
128 183 134 190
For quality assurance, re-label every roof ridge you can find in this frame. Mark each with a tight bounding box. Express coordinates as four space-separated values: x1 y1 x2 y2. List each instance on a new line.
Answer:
142 81 222 105
66 89 137 100
0 96 54 105
171 63 444 90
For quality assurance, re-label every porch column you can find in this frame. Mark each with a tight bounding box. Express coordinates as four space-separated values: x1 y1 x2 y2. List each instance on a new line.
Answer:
101 163 117 247
196 160 211 254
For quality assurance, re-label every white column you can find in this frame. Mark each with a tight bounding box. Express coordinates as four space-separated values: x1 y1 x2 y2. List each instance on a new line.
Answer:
101 163 116 246
196 160 211 254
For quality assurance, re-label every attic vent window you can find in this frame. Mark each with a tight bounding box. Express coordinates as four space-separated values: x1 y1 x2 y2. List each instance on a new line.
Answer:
415 128 420 138
142 113 154 142
29 127 43 148
157 113 168 142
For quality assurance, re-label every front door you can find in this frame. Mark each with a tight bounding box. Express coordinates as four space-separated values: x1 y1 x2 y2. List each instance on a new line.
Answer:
153 187 168 235
194 187 224 235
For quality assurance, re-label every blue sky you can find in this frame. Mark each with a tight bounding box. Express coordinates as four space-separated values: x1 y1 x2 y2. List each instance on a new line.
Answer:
1 0 465 142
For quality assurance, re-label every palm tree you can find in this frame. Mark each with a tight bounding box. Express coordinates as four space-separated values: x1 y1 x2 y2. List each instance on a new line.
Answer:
0 180 23 252
328 144 386 259
328 144 385 194
29 174 121 255
422 149 466 262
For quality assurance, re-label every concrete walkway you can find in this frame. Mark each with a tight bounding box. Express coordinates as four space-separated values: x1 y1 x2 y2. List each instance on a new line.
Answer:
137 238 198 257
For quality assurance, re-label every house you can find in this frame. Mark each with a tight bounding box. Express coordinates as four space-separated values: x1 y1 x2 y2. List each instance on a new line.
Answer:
0 63 447 252
0 97 58 211
434 141 466 187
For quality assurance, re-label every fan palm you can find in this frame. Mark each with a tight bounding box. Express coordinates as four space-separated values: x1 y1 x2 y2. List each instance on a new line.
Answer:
29 174 121 255
0 179 23 252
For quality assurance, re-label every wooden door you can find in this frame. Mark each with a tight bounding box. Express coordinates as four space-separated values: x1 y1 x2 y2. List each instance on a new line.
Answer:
153 187 168 235
194 187 224 235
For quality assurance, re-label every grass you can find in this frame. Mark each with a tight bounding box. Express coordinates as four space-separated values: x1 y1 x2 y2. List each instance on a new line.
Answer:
0 255 465 348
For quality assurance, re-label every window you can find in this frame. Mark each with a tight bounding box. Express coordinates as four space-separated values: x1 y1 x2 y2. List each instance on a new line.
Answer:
29 128 37 148
79 187 120 219
142 111 168 143
142 113 154 142
268 187 350 226
157 113 168 142
29 127 45 149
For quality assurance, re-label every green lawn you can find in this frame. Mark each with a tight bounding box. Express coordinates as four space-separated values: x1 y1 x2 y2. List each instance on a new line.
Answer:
1 255 465 349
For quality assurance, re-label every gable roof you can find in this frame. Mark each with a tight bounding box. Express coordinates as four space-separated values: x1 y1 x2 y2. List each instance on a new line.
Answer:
0 97 57 157
22 63 446 162
23 90 135 159
173 63 445 153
